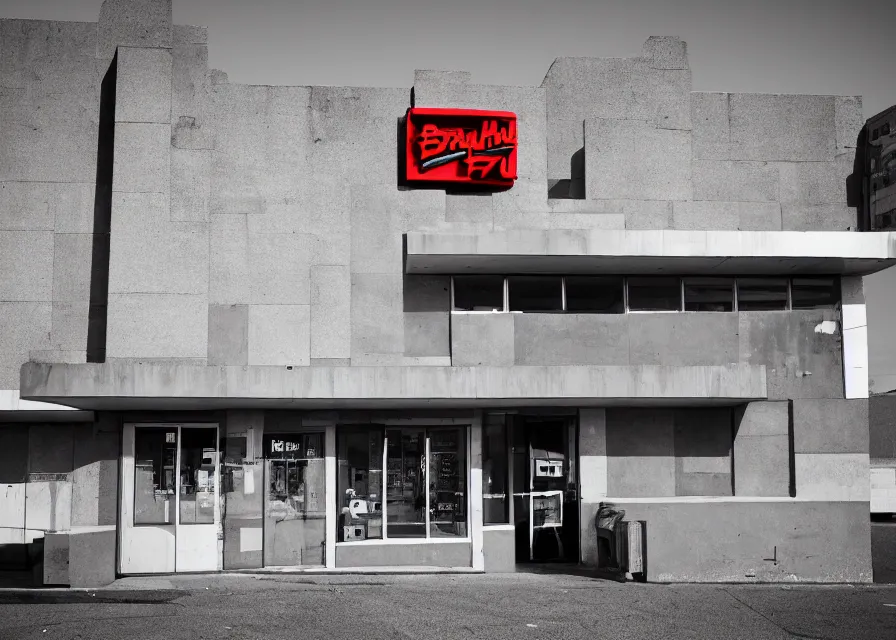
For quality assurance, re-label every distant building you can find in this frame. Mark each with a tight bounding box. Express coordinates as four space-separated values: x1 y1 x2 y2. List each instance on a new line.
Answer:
871 391 896 514
865 105 896 230
1 0 894 586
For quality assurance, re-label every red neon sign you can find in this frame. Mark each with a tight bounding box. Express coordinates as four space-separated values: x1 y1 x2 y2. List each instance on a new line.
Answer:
405 108 518 188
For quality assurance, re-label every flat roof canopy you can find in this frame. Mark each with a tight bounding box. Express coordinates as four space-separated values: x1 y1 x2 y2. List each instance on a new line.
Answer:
20 362 767 411
405 230 896 276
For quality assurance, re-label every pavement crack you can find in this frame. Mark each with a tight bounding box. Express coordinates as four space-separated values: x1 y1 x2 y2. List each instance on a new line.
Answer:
722 588 824 640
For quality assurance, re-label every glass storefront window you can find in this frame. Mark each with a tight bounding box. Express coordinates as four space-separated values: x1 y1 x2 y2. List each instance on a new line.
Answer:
429 429 467 538
482 414 509 524
134 427 177 525
336 425 469 541
386 429 426 538
337 428 384 541
264 432 326 566
179 427 217 525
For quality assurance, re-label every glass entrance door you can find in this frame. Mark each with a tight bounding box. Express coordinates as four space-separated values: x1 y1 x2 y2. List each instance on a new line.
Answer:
120 423 220 574
263 432 326 567
512 417 579 563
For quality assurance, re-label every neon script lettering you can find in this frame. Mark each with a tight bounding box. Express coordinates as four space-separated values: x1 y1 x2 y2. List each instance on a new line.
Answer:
405 108 518 188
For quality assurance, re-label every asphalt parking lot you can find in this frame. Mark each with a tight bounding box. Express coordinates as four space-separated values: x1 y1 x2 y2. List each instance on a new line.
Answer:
1 571 895 640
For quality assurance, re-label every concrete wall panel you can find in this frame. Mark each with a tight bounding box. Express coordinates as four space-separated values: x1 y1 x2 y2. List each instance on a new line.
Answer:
674 408 732 496
738 310 843 400
581 500 871 582
606 408 676 497
97 0 173 61
112 123 171 194
834 96 863 153
335 542 471 568
0 182 56 231
794 453 869 501
115 47 172 124
0 231 54 301
870 395 896 460
793 399 868 454
628 313 738 366
247 304 310 366
734 434 790 497
690 92 730 161
586 118 692 201
248 232 312 306
350 274 404 359
209 214 249 305
671 201 781 231
450 314 514 367
0 20 100 184
208 304 248 366
311 265 351 360
728 94 835 162
170 148 211 222
107 293 208 359
514 314 630 366
691 160 779 202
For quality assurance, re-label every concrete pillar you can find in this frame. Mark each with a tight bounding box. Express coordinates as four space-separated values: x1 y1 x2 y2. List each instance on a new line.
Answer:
578 409 607 565
470 412 484 571
841 276 868 399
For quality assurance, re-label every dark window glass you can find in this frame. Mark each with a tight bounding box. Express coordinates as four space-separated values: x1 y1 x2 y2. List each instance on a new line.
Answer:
565 276 624 313
134 428 177 525
791 277 840 309
883 123 891 136
337 427 383 542
386 428 426 538
683 278 734 312
737 278 788 310
428 428 467 538
627 277 681 311
179 427 218 525
482 414 509 525
508 276 563 312
453 276 504 311
873 128 880 141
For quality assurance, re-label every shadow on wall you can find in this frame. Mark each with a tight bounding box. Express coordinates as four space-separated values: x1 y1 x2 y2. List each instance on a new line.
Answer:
87 55 117 363
848 128 867 230
548 147 585 200
0 424 119 575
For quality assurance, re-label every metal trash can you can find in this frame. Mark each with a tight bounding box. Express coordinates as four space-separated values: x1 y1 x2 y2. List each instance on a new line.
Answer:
595 502 626 573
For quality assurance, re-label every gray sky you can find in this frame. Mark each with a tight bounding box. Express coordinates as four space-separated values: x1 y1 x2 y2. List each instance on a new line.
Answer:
4 0 896 390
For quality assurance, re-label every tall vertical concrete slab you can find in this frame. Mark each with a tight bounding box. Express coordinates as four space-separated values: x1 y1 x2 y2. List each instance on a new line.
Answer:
733 401 791 497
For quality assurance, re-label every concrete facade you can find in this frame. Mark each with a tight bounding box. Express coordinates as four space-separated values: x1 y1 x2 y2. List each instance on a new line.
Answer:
0 0 888 584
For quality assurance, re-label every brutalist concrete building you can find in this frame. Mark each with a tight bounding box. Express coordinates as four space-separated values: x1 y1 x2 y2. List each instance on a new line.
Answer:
1 0 894 587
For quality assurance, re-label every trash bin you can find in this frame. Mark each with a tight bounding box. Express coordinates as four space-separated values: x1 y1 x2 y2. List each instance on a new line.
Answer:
595 502 625 573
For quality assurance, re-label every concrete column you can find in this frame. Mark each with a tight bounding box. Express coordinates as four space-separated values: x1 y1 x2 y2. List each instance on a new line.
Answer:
325 425 336 569
841 276 868 399
578 409 607 565
470 412 484 571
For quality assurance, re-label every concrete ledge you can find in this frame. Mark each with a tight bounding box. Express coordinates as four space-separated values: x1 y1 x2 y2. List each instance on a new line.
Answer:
405 230 896 276
20 362 767 410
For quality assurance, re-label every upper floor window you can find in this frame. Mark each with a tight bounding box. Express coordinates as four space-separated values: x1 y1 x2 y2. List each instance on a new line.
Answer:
449 275 840 314
452 275 504 312
883 123 891 136
873 128 880 141
791 277 839 309
736 278 789 311
627 277 681 312
684 277 734 312
565 276 624 313
508 276 563 312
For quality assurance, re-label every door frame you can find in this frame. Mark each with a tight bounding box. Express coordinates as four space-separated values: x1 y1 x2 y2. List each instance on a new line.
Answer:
118 422 220 575
261 428 328 568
